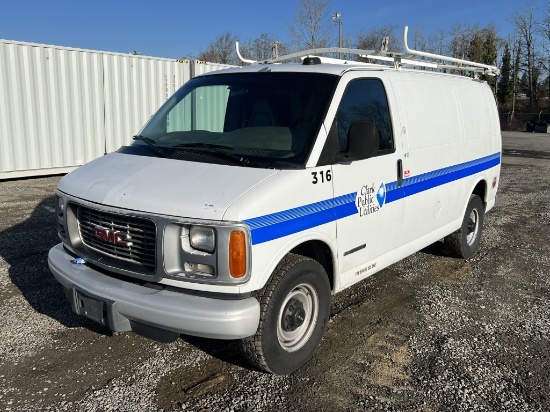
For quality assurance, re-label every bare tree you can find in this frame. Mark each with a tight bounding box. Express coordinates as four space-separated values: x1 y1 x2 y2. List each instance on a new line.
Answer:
412 27 428 52
511 37 522 121
513 6 538 106
356 24 400 52
427 29 449 56
197 32 239 65
241 34 289 61
539 0 550 101
288 0 333 50
450 23 473 61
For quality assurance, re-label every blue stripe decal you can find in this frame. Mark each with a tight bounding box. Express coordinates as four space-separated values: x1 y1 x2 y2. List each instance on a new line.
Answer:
245 152 500 245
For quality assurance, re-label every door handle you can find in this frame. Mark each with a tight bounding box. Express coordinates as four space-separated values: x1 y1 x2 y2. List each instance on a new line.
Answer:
397 159 403 187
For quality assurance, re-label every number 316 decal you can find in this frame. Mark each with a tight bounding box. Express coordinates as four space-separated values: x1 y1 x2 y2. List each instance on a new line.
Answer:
311 169 332 184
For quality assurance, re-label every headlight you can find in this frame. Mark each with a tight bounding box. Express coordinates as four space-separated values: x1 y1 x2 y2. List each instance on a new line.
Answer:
189 226 215 252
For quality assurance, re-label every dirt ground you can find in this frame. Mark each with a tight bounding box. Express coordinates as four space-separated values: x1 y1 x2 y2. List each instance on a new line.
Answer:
1 131 549 411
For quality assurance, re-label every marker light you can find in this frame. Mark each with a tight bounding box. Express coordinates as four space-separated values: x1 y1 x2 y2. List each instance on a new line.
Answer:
57 195 64 217
229 230 247 278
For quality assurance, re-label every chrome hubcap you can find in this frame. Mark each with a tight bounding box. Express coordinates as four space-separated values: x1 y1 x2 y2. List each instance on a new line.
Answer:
466 208 479 246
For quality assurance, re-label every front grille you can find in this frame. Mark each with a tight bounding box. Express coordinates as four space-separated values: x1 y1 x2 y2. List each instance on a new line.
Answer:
77 206 156 272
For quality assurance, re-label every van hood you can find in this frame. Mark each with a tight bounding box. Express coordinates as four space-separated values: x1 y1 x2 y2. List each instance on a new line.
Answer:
58 153 278 220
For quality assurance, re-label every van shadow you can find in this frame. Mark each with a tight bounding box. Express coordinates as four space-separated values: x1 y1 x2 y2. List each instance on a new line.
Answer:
420 240 452 257
1 195 110 335
180 335 255 371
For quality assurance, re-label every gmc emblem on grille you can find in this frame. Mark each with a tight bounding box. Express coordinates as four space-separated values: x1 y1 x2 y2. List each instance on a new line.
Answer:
92 226 133 247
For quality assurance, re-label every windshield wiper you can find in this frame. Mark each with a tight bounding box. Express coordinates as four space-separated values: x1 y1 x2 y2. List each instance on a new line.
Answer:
173 143 253 166
132 135 166 157
173 142 233 150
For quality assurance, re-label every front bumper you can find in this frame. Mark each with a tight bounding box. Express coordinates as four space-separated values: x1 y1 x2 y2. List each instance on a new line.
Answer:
48 244 260 340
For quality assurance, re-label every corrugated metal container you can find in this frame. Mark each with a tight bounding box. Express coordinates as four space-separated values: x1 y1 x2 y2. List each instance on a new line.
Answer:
0 40 232 180
0 40 106 178
103 54 191 153
191 60 234 77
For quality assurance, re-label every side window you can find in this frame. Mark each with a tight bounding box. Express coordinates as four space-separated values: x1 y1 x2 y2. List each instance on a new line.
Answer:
336 79 394 154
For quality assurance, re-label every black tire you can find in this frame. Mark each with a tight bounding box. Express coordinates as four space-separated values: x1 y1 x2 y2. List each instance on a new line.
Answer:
445 194 484 259
239 253 331 374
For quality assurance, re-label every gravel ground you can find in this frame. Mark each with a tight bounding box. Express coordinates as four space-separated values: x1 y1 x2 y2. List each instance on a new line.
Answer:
1 131 549 411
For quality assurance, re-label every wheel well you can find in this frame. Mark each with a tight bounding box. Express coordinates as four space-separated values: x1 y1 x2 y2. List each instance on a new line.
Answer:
290 240 334 290
473 180 487 208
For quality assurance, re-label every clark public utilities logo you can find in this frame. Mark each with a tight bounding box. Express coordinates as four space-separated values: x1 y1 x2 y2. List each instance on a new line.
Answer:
356 183 386 217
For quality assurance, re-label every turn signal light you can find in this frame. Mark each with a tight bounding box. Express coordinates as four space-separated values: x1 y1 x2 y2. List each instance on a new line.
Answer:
229 230 246 278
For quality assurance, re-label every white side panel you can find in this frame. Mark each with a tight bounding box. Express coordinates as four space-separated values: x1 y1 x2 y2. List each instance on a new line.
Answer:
0 41 105 176
390 72 463 171
103 56 191 152
389 71 501 247
453 80 502 160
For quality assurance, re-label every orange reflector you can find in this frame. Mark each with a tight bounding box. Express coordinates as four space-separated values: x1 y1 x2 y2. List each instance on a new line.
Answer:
229 230 247 278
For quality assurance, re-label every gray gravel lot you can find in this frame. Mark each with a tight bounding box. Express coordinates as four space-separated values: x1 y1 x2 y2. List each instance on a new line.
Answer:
1 131 549 411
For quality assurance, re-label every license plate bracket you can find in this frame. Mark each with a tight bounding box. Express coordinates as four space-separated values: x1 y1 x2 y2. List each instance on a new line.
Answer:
66 286 131 332
75 290 108 325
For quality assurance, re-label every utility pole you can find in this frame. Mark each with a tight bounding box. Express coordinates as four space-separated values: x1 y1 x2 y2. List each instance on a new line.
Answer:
332 11 342 59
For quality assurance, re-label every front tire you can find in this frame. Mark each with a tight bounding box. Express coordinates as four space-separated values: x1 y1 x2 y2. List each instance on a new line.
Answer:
445 194 484 259
239 253 331 374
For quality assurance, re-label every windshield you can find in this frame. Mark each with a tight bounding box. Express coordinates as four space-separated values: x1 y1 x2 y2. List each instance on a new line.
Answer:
131 72 338 168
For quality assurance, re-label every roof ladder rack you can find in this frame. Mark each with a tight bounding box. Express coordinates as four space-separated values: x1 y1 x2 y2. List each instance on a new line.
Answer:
400 26 500 76
235 26 500 77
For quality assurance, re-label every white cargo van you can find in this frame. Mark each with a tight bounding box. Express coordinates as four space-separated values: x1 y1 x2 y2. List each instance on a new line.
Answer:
48 27 501 374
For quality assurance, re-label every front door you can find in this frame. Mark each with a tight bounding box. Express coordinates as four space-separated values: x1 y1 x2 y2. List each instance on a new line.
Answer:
329 76 405 288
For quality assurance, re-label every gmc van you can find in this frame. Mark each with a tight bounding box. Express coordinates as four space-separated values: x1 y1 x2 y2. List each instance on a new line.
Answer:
48 28 501 374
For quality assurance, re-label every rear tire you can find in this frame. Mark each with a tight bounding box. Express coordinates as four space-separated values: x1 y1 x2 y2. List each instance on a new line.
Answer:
239 253 330 374
445 194 484 259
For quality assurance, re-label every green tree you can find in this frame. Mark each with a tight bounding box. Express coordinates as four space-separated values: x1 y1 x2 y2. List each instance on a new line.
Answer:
449 24 498 84
498 43 513 106
480 26 499 87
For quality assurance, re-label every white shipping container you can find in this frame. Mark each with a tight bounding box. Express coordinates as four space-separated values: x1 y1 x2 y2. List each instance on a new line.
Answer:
103 54 192 153
191 60 234 77
0 39 232 180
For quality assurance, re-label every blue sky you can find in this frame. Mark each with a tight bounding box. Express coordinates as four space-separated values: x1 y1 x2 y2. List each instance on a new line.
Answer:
0 0 540 59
